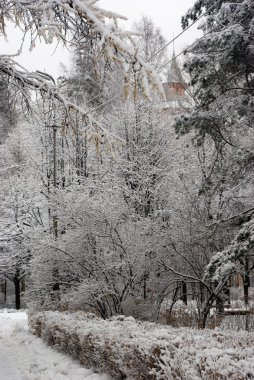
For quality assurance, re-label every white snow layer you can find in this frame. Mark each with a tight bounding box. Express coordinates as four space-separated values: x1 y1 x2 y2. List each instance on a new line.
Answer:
29 311 254 380
0 310 113 380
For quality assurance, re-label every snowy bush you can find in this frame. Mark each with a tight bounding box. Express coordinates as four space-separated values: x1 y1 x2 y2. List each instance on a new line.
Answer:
159 300 201 328
220 314 254 332
29 311 254 380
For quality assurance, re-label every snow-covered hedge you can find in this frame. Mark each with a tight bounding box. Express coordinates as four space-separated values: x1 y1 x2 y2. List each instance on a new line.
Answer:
29 311 254 380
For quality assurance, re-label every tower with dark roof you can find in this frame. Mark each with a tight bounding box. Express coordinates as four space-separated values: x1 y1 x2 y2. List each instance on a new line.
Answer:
162 51 185 103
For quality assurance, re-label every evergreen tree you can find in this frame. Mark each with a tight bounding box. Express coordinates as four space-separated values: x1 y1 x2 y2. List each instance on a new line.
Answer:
176 0 254 149
174 0 254 320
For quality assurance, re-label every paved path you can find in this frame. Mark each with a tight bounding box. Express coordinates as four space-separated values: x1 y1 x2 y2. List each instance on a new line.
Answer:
0 311 113 380
0 344 20 380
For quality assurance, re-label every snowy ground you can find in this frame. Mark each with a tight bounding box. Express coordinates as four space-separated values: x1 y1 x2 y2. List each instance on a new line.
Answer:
0 310 113 380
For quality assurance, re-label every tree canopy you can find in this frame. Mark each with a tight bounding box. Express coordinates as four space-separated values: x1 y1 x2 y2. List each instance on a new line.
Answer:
0 0 165 141
176 0 254 148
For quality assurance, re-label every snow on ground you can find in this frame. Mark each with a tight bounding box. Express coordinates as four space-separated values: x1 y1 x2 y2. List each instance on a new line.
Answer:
0 343 20 380
29 311 254 380
0 309 113 380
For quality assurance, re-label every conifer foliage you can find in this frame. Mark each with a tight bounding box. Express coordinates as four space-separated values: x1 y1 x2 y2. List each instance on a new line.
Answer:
176 0 254 147
174 0 254 320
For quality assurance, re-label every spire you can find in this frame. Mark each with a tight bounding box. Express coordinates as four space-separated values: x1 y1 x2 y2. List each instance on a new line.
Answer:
167 47 183 84
162 46 186 103
172 33 175 57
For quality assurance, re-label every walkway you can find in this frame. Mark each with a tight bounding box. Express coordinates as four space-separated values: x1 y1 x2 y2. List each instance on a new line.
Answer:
0 310 113 380
0 344 20 380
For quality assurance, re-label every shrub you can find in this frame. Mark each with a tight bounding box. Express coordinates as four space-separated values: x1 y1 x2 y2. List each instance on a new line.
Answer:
29 311 254 380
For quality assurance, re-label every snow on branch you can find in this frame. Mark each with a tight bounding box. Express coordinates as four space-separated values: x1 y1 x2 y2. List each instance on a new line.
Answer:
204 218 254 283
0 0 165 101
0 55 120 152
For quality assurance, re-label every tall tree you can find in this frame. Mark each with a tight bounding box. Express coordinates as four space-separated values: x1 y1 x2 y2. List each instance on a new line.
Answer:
133 16 168 71
173 0 254 322
0 1 169 311
0 78 17 144
176 0 254 149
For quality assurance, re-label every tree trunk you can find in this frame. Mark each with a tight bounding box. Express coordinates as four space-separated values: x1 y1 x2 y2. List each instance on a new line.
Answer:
180 281 187 305
14 278 21 310
169 282 180 314
200 283 204 305
223 277 231 306
52 267 60 300
200 278 229 328
4 279 7 303
21 278 26 293
216 296 224 314
244 258 250 306
143 272 148 299
200 293 216 328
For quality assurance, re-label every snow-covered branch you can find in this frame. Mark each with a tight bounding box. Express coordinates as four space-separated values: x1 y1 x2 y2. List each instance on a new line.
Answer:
0 0 165 100
204 218 254 283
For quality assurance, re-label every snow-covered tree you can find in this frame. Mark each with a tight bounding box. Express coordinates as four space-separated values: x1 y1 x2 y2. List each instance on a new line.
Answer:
133 16 168 71
0 78 17 144
170 0 254 323
176 0 254 147
0 0 169 310
110 100 170 218
0 0 165 112
0 122 43 308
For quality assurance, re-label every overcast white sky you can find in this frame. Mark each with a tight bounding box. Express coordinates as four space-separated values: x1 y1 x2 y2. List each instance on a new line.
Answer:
100 0 200 48
0 0 200 78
